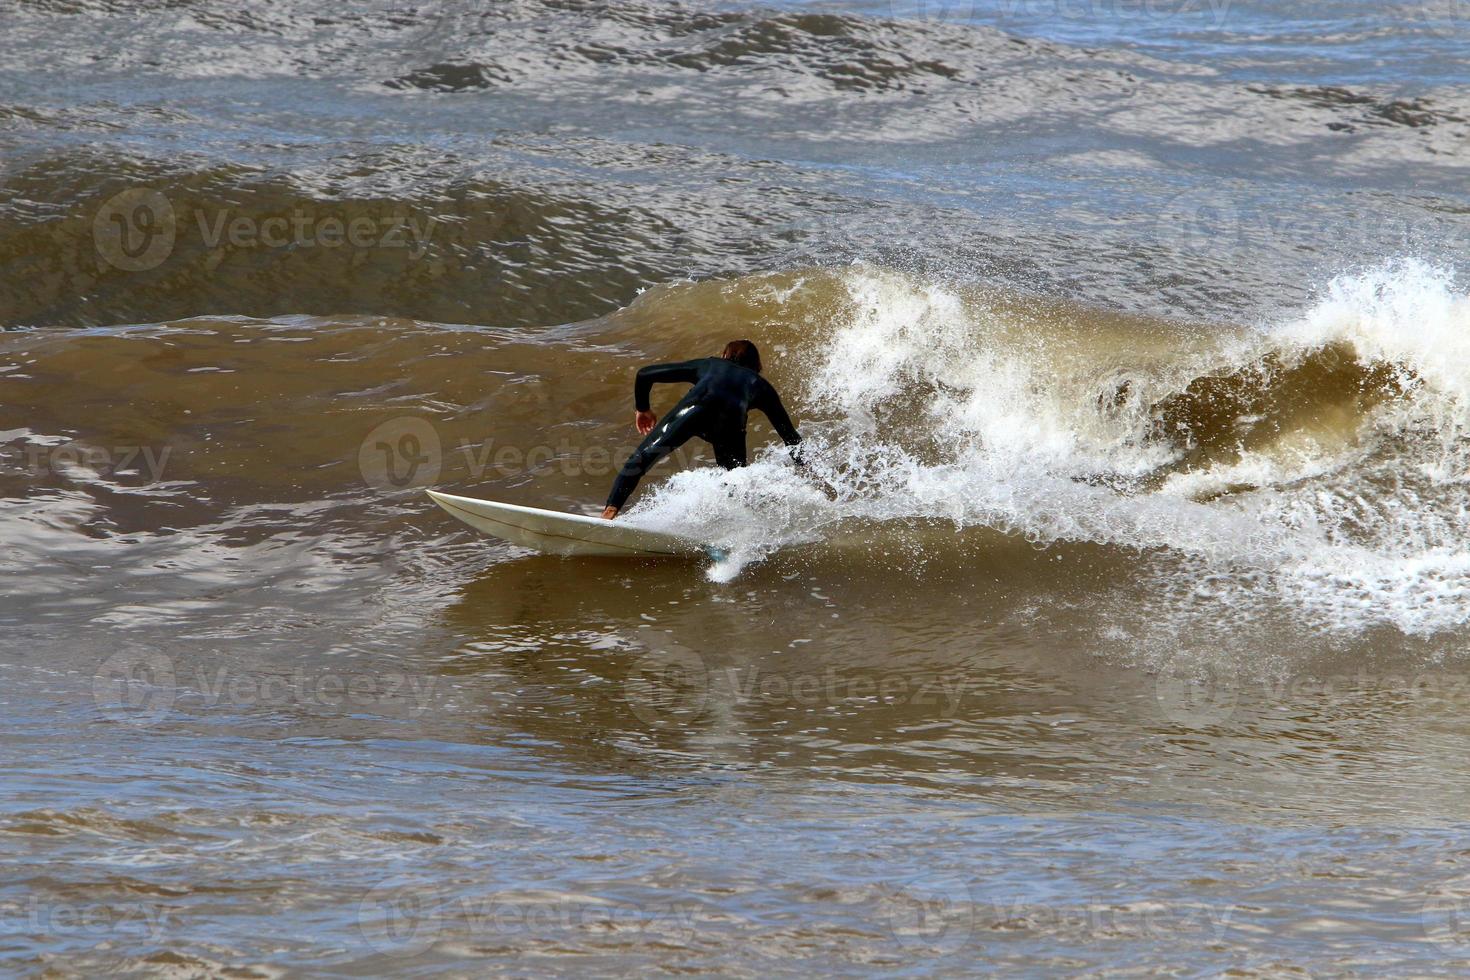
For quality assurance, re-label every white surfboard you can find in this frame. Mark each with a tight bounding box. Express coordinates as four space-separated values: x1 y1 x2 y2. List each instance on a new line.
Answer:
426 489 712 558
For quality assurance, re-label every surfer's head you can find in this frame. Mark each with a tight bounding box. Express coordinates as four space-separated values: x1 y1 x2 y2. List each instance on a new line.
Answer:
720 339 762 374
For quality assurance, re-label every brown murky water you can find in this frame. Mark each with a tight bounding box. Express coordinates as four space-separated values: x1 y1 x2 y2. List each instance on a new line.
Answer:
4 0 1470 975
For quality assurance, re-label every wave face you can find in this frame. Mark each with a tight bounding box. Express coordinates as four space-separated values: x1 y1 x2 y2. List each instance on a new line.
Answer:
5 260 1466 642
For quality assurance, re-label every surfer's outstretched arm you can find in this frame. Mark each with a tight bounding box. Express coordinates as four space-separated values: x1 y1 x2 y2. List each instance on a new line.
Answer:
754 379 803 461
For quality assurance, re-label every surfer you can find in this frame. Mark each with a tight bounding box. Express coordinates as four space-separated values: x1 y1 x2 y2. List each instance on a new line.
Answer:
601 340 803 519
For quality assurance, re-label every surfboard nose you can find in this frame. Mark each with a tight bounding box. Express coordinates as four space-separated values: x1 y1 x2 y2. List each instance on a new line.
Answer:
422 489 706 558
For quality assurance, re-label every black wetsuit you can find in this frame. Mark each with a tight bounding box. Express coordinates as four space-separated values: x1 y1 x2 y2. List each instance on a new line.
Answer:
605 357 802 511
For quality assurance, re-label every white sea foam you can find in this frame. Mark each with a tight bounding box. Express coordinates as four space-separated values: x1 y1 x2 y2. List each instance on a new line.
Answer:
632 260 1470 636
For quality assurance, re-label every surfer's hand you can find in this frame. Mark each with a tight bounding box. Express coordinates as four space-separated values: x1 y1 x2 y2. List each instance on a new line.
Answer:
635 410 656 435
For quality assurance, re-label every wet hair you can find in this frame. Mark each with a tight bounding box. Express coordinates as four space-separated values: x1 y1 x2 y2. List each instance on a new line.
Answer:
720 339 761 373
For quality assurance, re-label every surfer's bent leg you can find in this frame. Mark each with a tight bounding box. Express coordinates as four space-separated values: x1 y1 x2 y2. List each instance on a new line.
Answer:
605 407 703 512
712 435 747 470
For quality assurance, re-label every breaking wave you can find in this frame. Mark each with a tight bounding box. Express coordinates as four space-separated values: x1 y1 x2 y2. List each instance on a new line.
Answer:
635 260 1470 634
